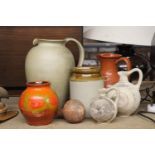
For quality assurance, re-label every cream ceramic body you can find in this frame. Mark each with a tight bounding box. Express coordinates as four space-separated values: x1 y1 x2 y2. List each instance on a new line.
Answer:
111 68 143 116
25 38 84 108
70 67 103 118
70 80 103 117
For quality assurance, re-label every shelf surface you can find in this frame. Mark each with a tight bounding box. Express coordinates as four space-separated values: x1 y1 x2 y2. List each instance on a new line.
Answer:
0 97 155 129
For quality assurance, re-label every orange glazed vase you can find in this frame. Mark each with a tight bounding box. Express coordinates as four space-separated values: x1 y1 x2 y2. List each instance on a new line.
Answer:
19 81 59 126
97 53 132 88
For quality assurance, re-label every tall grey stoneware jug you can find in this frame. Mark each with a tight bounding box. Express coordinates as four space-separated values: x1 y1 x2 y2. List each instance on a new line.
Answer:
25 38 85 108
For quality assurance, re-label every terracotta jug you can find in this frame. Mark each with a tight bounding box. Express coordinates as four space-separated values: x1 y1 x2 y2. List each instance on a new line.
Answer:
19 81 59 126
97 53 131 88
25 38 85 109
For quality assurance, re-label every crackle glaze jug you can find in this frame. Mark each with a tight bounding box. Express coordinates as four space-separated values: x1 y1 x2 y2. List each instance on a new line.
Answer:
25 38 85 108
111 68 143 116
89 87 119 123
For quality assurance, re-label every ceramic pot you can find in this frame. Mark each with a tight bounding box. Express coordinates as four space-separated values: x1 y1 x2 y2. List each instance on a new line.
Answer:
70 67 103 117
19 81 59 126
25 38 85 108
97 53 132 88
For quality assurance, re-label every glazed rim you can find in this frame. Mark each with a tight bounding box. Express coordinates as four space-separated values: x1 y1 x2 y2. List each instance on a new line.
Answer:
72 66 100 74
33 38 65 45
97 53 122 58
27 81 50 87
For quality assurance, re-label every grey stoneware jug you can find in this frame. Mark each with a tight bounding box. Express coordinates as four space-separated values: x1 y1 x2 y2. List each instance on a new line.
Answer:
25 38 85 108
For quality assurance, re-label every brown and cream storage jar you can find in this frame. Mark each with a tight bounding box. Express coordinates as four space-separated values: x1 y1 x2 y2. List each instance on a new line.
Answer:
70 67 104 118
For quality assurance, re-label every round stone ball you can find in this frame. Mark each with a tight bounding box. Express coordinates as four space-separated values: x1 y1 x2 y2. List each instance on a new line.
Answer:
63 99 85 123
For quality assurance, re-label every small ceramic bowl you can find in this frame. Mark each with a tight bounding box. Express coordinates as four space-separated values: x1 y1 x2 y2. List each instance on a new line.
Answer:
0 102 7 115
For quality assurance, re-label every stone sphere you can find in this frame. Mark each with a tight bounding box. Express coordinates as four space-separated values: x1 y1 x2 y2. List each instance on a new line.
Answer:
63 99 85 123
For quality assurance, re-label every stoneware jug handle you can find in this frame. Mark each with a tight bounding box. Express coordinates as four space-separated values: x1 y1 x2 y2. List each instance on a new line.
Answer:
106 87 120 105
64 38 85 67
127 68 143 89
116 57 132 71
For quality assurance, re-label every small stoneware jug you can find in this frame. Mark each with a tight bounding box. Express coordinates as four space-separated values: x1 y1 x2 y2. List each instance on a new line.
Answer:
89 88 119 123
111 68 143 116
25 38 85 108
97 53 131 88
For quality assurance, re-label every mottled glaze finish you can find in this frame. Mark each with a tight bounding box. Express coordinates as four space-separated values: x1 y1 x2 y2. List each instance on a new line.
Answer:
19 81 58 126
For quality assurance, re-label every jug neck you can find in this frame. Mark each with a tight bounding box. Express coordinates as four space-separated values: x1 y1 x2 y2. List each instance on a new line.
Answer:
33 38 65 46
118 72 129 83
97 53 122 66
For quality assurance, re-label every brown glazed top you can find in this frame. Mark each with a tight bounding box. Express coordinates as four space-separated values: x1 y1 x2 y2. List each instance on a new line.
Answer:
70 67 102 81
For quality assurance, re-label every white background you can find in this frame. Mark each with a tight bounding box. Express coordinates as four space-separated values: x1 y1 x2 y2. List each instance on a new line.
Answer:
0 0 155 26
0 0 155 155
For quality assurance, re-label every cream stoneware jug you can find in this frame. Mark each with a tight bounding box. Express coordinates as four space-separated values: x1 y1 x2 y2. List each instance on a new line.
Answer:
25 38 85 108
111 68 143 116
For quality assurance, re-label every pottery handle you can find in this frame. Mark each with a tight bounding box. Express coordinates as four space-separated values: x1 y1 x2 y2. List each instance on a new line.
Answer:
116 57 132 71
33 38 39 45
106 87 120 105
64 38 85 66
127 68 143 89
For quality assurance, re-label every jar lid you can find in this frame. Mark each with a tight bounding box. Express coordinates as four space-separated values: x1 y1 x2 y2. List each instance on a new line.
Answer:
72 66 100 74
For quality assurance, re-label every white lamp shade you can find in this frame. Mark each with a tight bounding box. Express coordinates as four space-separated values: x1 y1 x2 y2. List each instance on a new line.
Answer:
84 26 155 46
